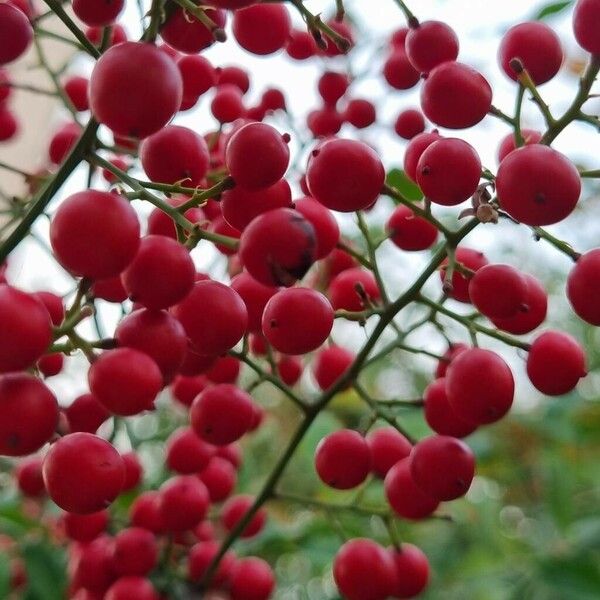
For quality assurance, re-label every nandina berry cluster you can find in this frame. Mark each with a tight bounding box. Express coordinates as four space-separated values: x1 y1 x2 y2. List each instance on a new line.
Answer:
0 0 600 598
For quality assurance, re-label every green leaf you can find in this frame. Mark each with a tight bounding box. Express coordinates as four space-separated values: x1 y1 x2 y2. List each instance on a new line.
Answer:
21 543 66 600
385 169 423 201
533 1 572 19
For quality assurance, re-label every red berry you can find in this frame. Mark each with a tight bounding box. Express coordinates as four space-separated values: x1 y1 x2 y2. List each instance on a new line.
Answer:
496 145 581 226
172 280 248 355
230 557 275 600
89 42 182 138
307 138 385 212
573 0 600 54
217 65 250 93
387 204 438 251
222 179 292 231
344 98 376 128
226 123 290 191
113 527 158 577
159 475 209 532
38 353 64 377
0 4 33 65
526 331 587 396
261 87 286 112
469 263 528 318
199 456 237 502
446 348 514 425
315 429 371 489
178 54 216 102
50 190 140 279
232 4 291 55
406 20 459 73
384 457 439 520
205 355 241 384
383 50 420 90
276 355 303 386
366 427 412 478
497 128 542 162
147 196 206 240
394 109 426 140
211 84 245 123
71 534 115 593
63 510 108 542
286 28 318 60
333 539 398 600
421 62 492 129
567 249 600 325
410 435 475 501
329 267 380 312
140 126 209 187
312 346 355 390
161 7 225 54
293 197 340 259
239 208 316 287
221 494 266 538
63 76 89 111
403 130 441 181
216 442 243 469
49 122 82 166
85 23 127 48
15 456 45 497
105 577 158 600
188 540 236 586
318 71 349 106
166 427 214 474
390 543 430 598
499 22 563 85
88 348 163 416
262 288 334 355
0 373 58 456
439 247 488 303
424 378 477 438
230 272 278 333
190 384 255 445
122 451 143 491
65 393 110 434
72 0 123 26
130 491 164 534
92 275 128 303
322 19 354 56
491 274 547 334
0 285 52 373
0 108 17 141
43 432 125 513
417 138 481 206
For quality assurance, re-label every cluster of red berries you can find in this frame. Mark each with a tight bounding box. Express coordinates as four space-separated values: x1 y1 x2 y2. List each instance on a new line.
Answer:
1 0 600 598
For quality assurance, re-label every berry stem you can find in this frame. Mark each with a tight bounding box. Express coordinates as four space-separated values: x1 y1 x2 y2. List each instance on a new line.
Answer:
531 226 581 261
390 0 419 27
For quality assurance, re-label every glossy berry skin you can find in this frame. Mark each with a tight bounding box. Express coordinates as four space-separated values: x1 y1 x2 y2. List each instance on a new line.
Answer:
172 280 248 356
211 84 245 123
64 76 89 111
405 20 459 73
286 28 318 59
63 510 108 542
329 267 380 312
222 179 292 232
0 285 52 373
410 435 476 501
491 274 547 334
497 145 581 226
318 71 349 106
104 577 158 600
333 539 398 600
230 557 275 600
469 264 527 318
71 534 115 592
48 122 81 164
440 247 488 303
421 62 492 129
190 384 255 446
113 527 158 577
0 4 33 65
417 138 481 206
88 348 163 416
15 456 45 497
312 346 355 390
424 378 477 438
366 427 412 478
221 495 266 538
65 393 110 434
394 109 426 140
159 475 210 532
122 451 143 491
43 433 125 514
122 236 195 310
199 456 237 502
130 491 165 534
526 331 587 396
383 50 420 90
403 131 441 182
89 42 182 138
188 540 236 586
140 126 209 187
218 65 251 93
72 0 124 27
436 343 469 378
205 356 241 384
344 98 376 129
230 272 278 333
226 123 290 191
315 429 371 489
384 457 439 520
307 107 343 137
387 204 438 251
232 4 291 55
573 0 600 54
0 108 17 141
262 288 334 355
497 128 542 162
567 249 600 325
390 543 430 598
239 208 316 287
50 190 140 279
161 7 225 54
115 309 187 383
0 374 58 456
446 348 514 425
166 427 214 474
277 355 303 386
178 54 216 104
499 22 563 85
293 197 340 259
307 139 385 212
